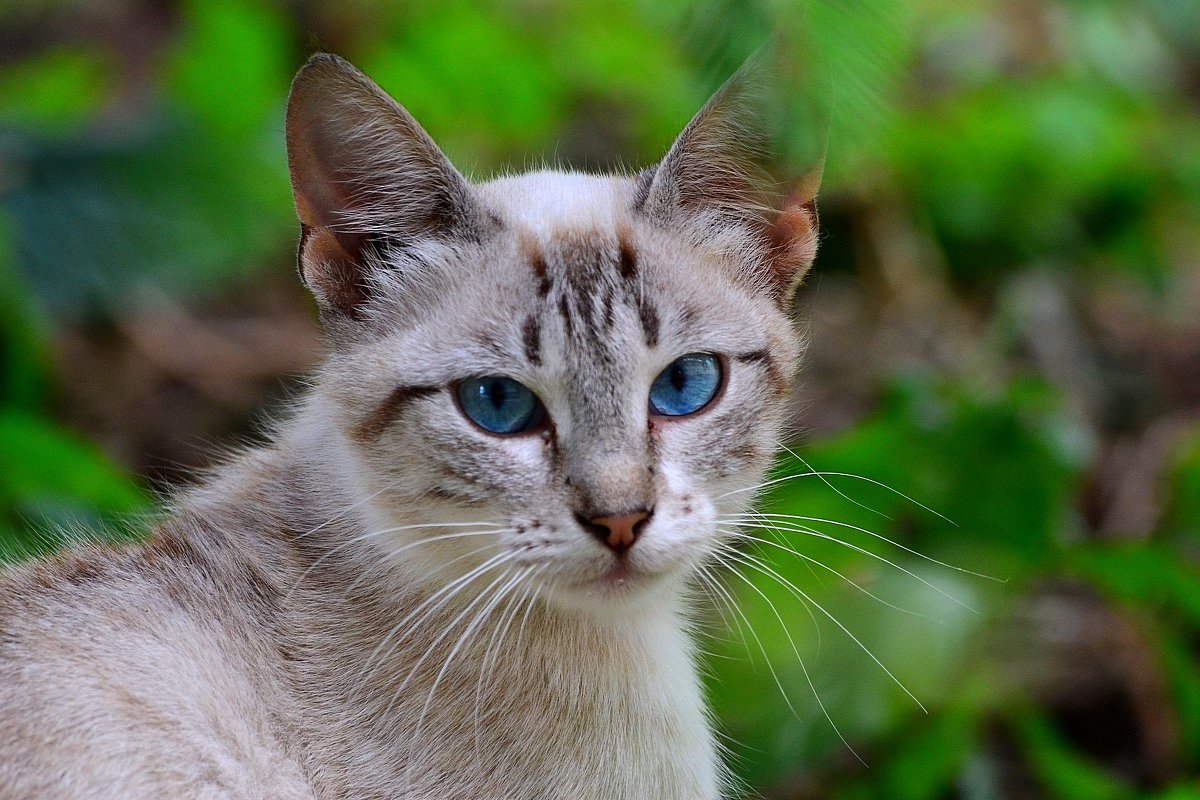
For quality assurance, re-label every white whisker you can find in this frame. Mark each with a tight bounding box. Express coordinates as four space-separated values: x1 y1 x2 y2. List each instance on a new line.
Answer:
287 524 504 600
721 523 934 621
689 564 740 643
343 534 514 600
472 566 539 759
717 470 956 527
289 480 402 544
513 568 548 655
730 510 1000 582
385 565 519 745
405 567 526 770
777 443 893 521
711 545 866 766
726 516 979 615
353 549 515 700
698 554 800 720
716 544 928 715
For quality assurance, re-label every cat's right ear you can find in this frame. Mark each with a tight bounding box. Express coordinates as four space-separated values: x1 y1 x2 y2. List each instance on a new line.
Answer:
638 50 825 305
286 54 484 319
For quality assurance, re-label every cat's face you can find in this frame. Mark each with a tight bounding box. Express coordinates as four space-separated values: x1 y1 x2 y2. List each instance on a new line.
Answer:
288 55 818 615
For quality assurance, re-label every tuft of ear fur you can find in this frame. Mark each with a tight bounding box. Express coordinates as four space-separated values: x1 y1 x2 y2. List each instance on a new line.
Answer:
638 55 824 303
285 53 485 319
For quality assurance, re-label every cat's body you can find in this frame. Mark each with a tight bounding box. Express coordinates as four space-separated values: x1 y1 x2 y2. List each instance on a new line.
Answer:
1 437 716 799
0 54 818 799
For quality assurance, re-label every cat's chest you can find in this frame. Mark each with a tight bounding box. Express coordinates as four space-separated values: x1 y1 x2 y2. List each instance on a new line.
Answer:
470 666 717 798
306 607 722 799
382 668 717 799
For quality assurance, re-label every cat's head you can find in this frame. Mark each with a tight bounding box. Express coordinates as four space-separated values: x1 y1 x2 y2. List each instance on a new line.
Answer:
286 54 819 615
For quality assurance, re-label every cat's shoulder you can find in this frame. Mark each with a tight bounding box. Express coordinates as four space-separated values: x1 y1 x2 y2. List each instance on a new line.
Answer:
0 445 315 661
0 528 314 799
0 529 228 660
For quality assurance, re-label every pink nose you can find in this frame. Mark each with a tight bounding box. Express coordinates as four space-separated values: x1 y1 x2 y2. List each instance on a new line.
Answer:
584 509 652 554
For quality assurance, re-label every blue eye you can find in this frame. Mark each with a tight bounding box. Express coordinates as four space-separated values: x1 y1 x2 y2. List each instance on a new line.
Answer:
649 353 722 417
456 376 546 435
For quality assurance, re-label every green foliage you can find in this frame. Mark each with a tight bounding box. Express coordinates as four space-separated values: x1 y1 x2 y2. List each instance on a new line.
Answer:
1160 629 1200 769
1015 710 1135 800
889 78 1180 284
0 224 146 562
355 3 568 164
0 48 114 133
1162 425 1200 544
1072 544 1200 627
0 219 48 412
704 372 1200 794
708 374 1085 786
351 0 702 168
166 0 293 141
0 409 147 562
4 133 292 316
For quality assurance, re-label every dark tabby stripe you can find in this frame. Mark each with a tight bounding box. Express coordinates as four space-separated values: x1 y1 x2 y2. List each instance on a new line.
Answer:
558 295 574 338
734 349 772 365
521 234 554 297
355 385 439 441
531 250 552 296
522 314 542 366
734 349 787 394
617 235 638 281
638 297 660 347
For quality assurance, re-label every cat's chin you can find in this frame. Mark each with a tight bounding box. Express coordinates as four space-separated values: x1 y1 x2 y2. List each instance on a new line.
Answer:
547 560 686 615
574 561 646 594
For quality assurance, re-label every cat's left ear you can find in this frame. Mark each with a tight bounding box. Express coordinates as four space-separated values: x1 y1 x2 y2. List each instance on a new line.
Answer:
639 58 823 304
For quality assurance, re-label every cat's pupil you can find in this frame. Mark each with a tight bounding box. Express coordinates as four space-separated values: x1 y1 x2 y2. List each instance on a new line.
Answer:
487 380 507 409
670 364 687 392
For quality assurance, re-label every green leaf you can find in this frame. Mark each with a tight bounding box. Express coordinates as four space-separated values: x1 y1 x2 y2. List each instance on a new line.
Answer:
0 215 48 410
165 0 293 141
1013 711 1137 800
1071 543 1200 628
0 48 113 133
4 128 293 318
0 410 147 561
1161 423 1200 543
1160 629 1200 770
1149 785 1200 800
707 374 1075 785
876 709 977 800
356 3 565 167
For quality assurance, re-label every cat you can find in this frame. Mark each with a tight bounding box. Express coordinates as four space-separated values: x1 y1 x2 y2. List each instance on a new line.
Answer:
0 52 819 799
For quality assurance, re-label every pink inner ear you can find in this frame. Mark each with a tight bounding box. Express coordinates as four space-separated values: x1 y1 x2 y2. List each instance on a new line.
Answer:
293 172 351 232
299 225 373 319
766 197 819 299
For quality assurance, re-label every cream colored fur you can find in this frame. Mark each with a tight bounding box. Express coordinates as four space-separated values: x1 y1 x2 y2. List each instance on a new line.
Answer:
0 53 819 799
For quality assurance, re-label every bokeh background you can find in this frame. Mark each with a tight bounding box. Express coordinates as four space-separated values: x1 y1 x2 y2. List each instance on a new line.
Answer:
1 1 1198 797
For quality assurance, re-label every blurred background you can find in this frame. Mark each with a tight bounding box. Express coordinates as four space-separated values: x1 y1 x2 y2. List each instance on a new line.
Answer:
1 0 1198 797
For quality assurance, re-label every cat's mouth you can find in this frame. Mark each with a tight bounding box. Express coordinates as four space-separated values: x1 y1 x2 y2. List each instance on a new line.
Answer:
574 560 655 596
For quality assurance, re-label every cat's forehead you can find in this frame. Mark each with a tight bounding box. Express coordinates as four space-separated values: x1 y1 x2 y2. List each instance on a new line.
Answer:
478 171 635 235
358 168 779 384
454 169 768 357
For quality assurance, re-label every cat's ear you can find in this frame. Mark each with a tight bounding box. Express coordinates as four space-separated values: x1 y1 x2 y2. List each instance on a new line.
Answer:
638 59 823 303
286 53 484 319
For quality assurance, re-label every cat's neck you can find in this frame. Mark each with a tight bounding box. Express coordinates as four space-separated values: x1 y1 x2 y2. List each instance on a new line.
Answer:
296 573 717 798
303 586 716 797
